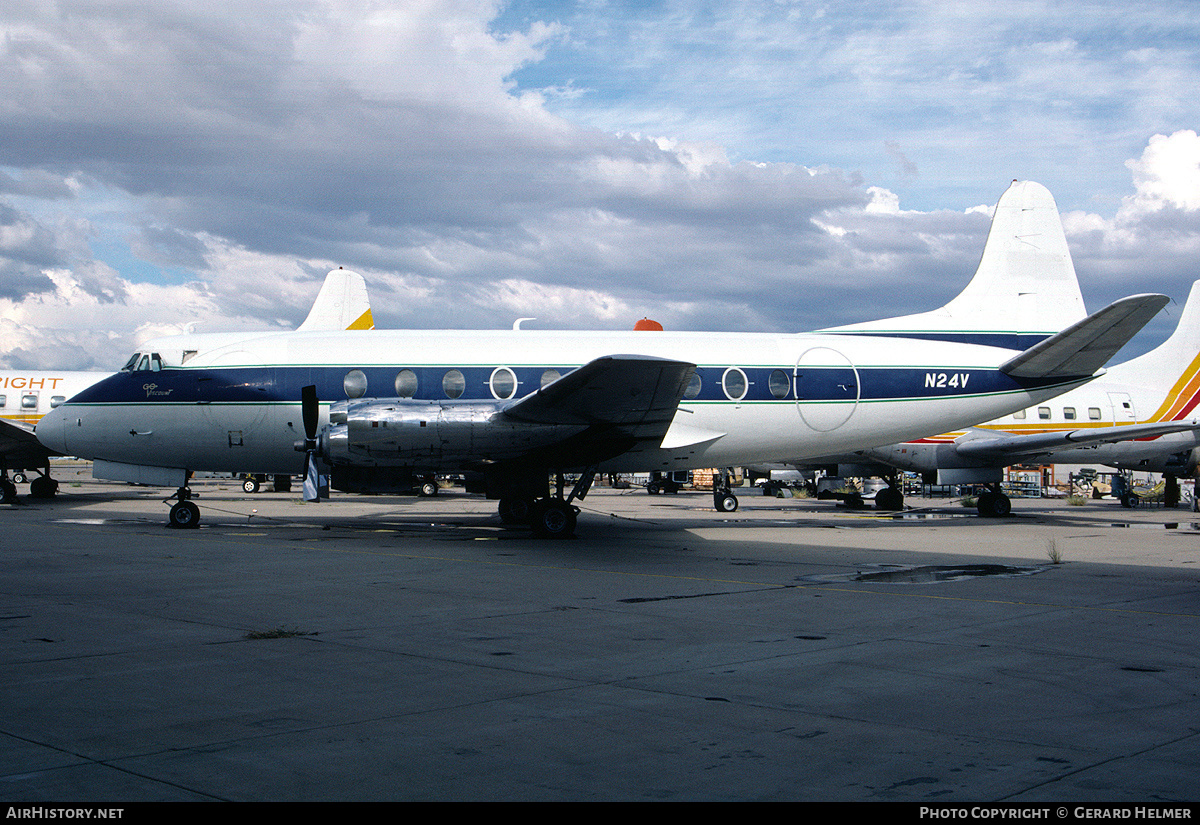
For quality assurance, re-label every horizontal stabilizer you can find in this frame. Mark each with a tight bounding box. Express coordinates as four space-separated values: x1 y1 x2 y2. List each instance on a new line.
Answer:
999 294 1168 379
504 355 695 436
953 419 1200 459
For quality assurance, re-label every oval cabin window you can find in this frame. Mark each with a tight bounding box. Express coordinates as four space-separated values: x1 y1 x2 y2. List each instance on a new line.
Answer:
722 368 748 401
394 369 418 398
768 369 790 399
443 369 466 399
490 367 517 400
343 369 368 399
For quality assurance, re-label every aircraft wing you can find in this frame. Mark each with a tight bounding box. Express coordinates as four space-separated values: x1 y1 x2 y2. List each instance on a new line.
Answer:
0 418 56 467
1000 294 1168 379
953 420 1200 459
503 354 696 453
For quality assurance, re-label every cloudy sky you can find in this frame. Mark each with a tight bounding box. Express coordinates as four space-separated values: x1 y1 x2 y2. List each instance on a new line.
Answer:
2 0 1200 370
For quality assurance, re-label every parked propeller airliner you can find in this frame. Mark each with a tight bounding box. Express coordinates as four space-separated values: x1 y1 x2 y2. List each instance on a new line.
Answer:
36 182 1168 537
1 268 373 502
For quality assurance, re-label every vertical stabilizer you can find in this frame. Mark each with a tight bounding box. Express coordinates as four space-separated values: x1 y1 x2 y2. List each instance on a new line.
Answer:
824 181 1087 350
1108 280 1200 422
298 268 375 331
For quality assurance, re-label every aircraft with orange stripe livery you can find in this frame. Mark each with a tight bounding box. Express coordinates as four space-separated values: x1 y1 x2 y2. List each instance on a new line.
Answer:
841 279 1200 515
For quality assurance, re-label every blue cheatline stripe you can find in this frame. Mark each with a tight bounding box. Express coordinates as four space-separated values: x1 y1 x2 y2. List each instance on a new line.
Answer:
67 364 1090 408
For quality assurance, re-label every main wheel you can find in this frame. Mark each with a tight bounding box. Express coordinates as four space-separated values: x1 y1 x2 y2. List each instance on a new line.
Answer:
0 478 17 503
168 500 201 529
976 490 995 517
29 476 58 498
498 497 533 524
977 491 1011 517
875 487 904 511
531 499 577 538
242 477 260 494
991 492 1011 516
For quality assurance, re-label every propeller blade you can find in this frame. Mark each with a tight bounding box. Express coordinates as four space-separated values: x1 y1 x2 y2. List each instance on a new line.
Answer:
300 384 322 502
301 384 319 441
303 452 322 502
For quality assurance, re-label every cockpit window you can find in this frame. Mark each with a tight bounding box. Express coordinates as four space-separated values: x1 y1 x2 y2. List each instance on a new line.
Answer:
122 352 164 372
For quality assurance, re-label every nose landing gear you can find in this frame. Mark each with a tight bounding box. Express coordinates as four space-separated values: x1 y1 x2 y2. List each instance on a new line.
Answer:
166 486 200 529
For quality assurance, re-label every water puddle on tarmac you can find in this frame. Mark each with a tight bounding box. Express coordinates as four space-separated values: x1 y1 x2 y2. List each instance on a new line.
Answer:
804 563 1050 585
1109 522 1200 531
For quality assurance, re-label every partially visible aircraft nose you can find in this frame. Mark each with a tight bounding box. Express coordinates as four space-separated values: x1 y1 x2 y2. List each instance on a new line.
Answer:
36 405 71 456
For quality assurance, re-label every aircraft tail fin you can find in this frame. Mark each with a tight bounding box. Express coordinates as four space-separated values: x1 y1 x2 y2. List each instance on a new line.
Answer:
824 180 1087 349
999 293 1168 379
298 268 375 331
1107 280 1200 421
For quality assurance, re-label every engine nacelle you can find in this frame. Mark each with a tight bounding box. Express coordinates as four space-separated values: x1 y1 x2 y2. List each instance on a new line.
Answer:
319 398 584 468
1161 446 1200 476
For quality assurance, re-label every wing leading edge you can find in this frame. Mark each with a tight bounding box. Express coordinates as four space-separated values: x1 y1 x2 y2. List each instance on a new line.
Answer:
0 418 48 467
953 419 1200 459
502 354 696 454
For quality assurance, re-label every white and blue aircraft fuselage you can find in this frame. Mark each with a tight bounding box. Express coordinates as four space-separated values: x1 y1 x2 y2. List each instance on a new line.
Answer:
37 294 1165 535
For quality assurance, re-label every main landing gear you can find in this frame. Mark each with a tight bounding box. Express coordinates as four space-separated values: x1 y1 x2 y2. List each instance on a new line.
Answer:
975 483 1011 518
874 473 905 511
1 466 59 502
497 468 597 538
499 493 578 537
0 473 17 504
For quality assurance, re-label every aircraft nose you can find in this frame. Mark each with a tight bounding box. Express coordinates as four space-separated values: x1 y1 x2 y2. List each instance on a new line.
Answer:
36 405 71 456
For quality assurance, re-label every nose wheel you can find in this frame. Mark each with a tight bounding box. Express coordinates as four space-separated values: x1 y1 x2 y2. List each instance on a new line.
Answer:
166 486 200 529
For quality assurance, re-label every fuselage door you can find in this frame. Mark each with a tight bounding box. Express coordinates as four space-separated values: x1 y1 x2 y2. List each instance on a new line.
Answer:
1108 392 1137 423
794 347 860 432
